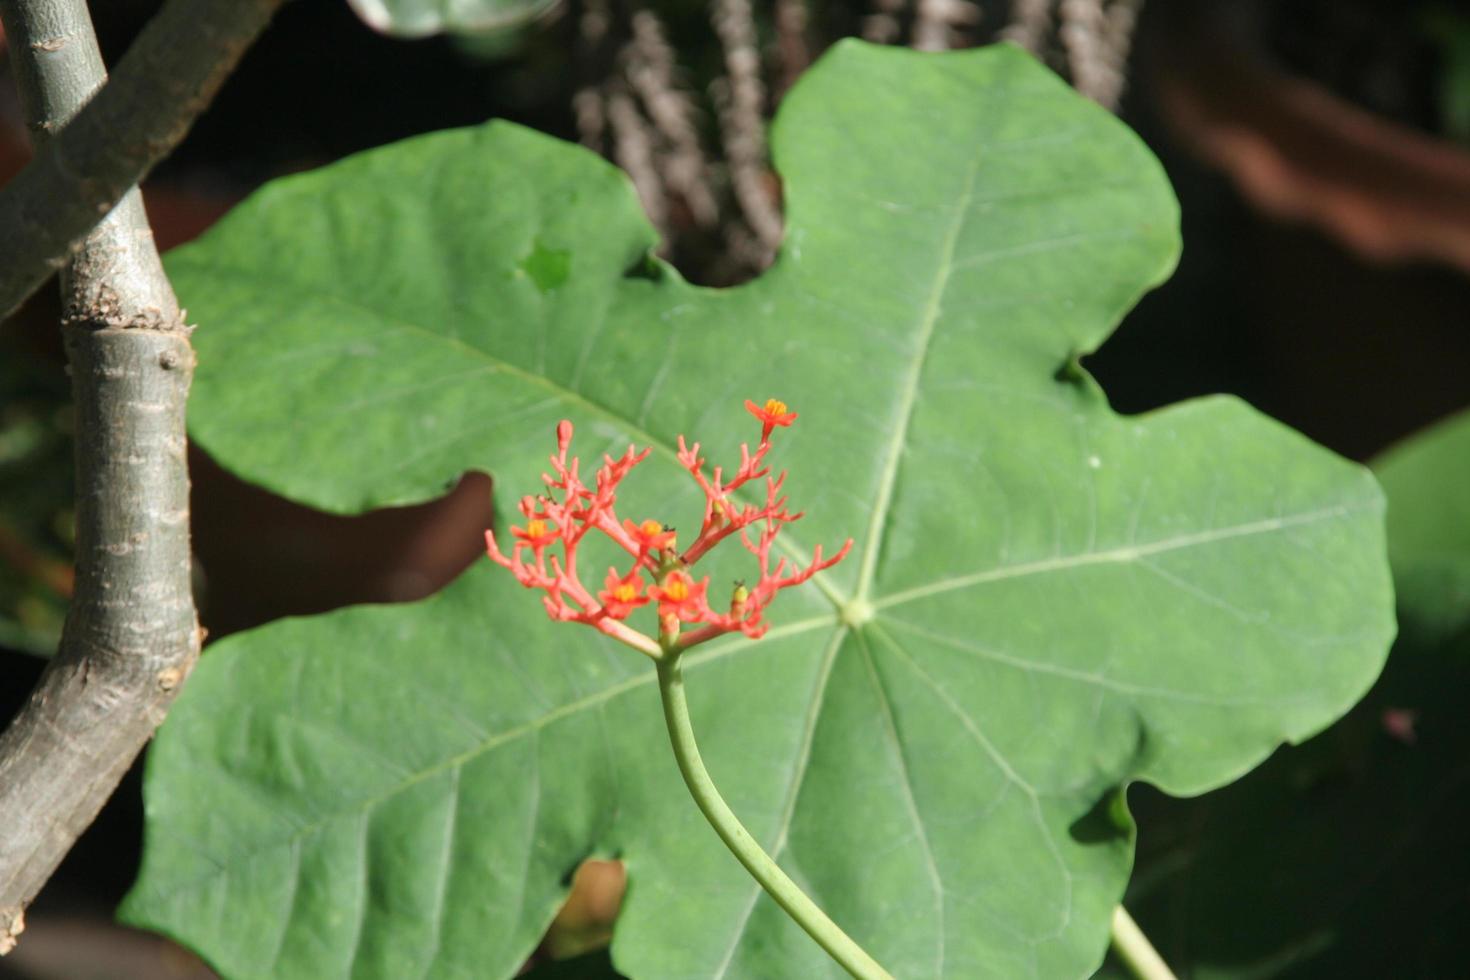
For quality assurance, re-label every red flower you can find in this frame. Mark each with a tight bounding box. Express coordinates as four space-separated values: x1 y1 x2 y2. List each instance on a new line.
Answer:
624 517 677 552
511 517 557 549
484 407 849 661
649 570 709 622
599 568 650 619
745 398 798 442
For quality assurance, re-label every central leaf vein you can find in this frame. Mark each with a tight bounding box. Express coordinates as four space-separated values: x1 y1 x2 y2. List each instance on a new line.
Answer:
852 149 983 603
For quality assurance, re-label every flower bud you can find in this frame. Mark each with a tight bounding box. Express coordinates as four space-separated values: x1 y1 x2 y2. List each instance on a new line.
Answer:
730 580 750 618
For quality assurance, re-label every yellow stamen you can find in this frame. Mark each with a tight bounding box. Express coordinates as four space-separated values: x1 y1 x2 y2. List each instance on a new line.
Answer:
526 519 548 538
613 582 638 602
764 398 788 417
640 519 663 537
664 578 689 601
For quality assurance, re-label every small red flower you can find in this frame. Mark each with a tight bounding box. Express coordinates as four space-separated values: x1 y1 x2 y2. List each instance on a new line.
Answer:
511 517 558 549
648 570 709 622
624 518 677 552
599 569 650 619
745 398 798 442
484 406 849 660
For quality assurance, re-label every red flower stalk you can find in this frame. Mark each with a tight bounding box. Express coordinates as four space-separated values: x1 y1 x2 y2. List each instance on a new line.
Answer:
485 400 851 659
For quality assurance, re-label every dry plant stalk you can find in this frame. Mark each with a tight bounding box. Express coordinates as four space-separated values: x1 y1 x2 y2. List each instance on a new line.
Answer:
864 0 907 44
1001 0 1053 53
1060 0 1144 109
913 0 980 52
573 0 612 152
1095 0 1144 109
711 0 783 262
1060 0 1109 101
1003 0 1143 110
628 10 718 228
606 79 670 236
773 0 811 96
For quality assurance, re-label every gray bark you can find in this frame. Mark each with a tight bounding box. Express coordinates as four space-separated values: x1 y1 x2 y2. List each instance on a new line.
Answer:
0 0 243 953
0 0 285 321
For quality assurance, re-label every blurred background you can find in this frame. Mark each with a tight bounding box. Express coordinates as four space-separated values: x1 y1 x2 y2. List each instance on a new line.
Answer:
1 0 1468 976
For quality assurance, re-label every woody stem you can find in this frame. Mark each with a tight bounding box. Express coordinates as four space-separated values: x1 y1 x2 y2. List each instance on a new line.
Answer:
654 651 893 980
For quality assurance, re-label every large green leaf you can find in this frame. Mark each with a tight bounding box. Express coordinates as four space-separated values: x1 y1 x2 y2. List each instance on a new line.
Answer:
120 43 1395 979
1094 410 1469 980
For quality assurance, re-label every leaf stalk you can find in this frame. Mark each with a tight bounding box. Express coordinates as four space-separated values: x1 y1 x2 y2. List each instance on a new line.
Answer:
655 650 894 980
1110 904 1178 980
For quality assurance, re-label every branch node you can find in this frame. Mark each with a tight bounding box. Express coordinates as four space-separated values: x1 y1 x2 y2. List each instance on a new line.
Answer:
157 666 183 692
29 34 71 53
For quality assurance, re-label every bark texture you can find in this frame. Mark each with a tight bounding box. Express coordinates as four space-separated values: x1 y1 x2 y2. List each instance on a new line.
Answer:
0 0 284 320
0 0 227 952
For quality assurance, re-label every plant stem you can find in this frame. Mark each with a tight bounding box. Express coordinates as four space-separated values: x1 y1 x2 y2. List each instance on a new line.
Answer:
0 0 285 319
0 0 215 953
1110 905 1178 980
655 653 894 980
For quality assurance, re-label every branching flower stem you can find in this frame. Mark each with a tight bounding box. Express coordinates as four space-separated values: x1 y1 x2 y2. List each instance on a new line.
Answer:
488 402 883 975
655 645 894 980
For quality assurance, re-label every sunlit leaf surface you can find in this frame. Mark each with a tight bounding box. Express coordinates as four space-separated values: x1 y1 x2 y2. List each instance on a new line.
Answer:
121 43 1394 979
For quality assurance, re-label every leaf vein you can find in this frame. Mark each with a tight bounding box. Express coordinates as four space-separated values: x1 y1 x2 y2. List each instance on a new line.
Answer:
139 616 837 907
873 503 1368 610
855 630 946 978
853 144 984 602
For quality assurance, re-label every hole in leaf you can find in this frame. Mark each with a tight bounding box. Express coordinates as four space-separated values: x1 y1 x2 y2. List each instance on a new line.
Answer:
521 948 624 979
539 858 626 965
190 446 494 639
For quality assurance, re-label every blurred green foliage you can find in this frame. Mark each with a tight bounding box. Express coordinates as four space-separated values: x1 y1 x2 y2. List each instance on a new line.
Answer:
0 330 72 656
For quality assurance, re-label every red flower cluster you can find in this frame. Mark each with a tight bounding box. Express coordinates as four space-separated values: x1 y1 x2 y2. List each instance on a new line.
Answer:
485 400 851 658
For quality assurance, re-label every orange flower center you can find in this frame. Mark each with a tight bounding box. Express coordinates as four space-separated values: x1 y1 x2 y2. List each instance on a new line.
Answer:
663 577 689 601
526 519 549 538
613 582 638 602
640 519 663 537
764 398 788 417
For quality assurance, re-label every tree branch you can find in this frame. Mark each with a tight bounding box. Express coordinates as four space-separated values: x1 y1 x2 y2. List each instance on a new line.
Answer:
0 0 284 321
0 0 272 953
